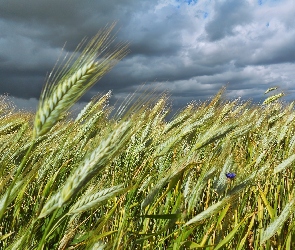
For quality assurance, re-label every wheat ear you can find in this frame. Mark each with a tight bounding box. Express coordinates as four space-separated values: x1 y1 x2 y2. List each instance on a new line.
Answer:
33 24 128 138
68 184 125 214
38 120 131 218
261 195 295 243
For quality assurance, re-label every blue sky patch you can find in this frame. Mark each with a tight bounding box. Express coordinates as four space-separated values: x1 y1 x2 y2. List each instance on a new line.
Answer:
185 0 197 5
176 0 198 5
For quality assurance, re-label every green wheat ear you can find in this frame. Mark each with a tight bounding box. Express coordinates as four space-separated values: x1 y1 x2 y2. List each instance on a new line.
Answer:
33 23 128 139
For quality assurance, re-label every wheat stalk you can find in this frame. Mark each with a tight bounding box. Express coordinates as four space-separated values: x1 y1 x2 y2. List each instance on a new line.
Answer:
68 184 125 214
274 154 295 173
261 195 295 243
38 120 131 218
264 86 278 94
263 92 284 105
0 23 128 232
185 195 234 226
33 24 128 138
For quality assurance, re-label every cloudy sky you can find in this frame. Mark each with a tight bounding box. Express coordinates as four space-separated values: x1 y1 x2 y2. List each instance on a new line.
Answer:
0 0 294 113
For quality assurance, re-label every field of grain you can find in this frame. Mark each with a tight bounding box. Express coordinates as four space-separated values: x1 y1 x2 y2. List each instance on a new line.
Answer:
1 25 295 250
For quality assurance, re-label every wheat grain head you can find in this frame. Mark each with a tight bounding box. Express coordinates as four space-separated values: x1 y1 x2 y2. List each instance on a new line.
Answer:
38 120 131 218
33 24 128 138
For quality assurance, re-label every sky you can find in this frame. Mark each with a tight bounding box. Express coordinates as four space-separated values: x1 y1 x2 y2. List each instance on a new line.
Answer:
0 0 295 114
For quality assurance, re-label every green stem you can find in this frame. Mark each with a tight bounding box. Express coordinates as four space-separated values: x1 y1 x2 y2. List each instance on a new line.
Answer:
37 209 59 250
0 139 36 222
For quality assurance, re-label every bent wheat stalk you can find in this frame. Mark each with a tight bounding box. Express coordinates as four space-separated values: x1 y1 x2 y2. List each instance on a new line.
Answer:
39 120 131 218
33 24 128 138
0 24 128 223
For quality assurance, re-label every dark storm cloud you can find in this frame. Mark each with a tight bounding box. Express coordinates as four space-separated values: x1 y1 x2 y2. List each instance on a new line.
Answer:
248 33 295 65
0 0 295 113
0 0 139 48
205 0 252 41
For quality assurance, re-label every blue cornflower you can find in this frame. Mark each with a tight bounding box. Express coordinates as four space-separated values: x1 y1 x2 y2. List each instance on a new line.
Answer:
225 172 236 180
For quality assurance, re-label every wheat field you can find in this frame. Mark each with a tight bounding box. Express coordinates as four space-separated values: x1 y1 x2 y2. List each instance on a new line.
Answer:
1 25 295 249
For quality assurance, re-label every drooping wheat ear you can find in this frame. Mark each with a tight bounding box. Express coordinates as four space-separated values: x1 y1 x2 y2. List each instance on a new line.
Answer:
264 86 278 94
261 195 295 243
185 196 234 226
274 153 295 173
262 92 284 105
33 24 128 139
38 120 131 218
68 184 125 214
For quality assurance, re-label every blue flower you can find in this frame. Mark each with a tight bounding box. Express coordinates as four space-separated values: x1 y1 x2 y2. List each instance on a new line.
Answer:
225 172 236 179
